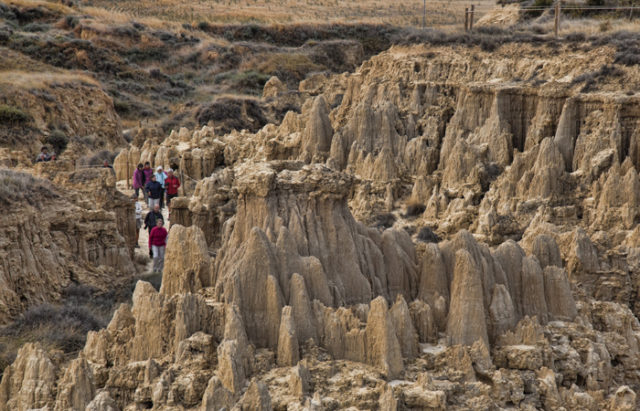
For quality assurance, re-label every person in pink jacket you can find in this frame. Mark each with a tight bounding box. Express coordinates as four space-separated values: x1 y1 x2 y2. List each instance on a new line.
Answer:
149 219 168 274
132 163 145 199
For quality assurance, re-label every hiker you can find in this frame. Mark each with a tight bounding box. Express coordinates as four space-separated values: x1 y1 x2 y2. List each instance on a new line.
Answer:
145 174 163 209
35 147 52 163
103 160 115 176
132 163 145 199
132 194 142 248
142 162 154 202
148 219 168 274
155 166 167 209
144 204 164 235
165 168 180 212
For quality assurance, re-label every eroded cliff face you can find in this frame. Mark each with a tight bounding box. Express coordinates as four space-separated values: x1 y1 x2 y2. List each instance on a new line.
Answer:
0 72 126 157
6 42 640 410
0 165 136 324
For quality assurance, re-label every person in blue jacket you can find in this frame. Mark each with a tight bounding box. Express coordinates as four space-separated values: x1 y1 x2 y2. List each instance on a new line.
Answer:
155 166 167 209
145 174 163 209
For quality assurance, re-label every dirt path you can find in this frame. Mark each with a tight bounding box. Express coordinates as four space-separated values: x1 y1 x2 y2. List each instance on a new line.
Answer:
117 181 170 276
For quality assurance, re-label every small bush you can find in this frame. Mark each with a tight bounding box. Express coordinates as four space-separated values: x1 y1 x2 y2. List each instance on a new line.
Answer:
417 227 440 243
404 202 426 218
195 98 267 133
373 213 396 229
44 130 68 154
599 20 611 33
0 303 104 353
565 32 586 42
63 15 78 29
0 104 31 125
214 70 271 94
22 22 49 32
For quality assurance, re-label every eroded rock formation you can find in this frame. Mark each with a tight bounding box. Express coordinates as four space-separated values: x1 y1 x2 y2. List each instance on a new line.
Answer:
5 42 640 410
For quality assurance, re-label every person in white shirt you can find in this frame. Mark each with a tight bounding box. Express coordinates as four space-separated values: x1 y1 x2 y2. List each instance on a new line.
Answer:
132 194 143 248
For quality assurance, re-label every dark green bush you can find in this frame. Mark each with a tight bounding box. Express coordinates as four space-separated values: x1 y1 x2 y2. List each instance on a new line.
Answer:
0 104 31 125
44 129 68 154
214 70 271 94
373 213 396 229
404 203 426 218
417 227 440 243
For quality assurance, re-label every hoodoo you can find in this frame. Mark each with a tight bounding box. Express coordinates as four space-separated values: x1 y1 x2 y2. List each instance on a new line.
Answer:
3 10 640 408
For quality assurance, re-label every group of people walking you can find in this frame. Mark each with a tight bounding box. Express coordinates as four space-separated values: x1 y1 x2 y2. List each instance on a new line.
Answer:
132 162 181 211
131 162 181 275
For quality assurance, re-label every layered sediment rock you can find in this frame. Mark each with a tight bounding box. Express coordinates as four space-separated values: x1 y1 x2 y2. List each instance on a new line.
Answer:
0 167 135 324
6 42 640 410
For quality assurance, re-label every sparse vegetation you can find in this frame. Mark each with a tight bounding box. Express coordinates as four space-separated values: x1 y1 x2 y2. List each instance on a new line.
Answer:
0 104 31 125
76 150 117 167
0 169 58 206
0 282 137 377
572 64 624 92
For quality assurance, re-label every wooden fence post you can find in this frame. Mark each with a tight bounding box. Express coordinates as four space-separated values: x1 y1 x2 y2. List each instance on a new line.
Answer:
464 7 469 31
554 1 561 38
126 154 130 189
470 5 475 31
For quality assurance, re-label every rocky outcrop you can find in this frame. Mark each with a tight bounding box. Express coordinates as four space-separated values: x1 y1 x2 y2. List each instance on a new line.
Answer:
212 161 418 348
160 225 212 296
6 41 640 411
446 249 489 346
0 343 57 411
0 168 135 324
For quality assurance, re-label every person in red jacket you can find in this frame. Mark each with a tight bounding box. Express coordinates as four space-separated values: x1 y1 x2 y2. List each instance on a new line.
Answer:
149 219 168 274
164 168 181 212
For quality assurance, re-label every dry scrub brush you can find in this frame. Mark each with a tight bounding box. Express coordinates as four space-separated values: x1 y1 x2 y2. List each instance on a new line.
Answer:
0 169 58 206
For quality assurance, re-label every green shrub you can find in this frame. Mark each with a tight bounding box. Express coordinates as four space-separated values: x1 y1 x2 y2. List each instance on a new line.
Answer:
404 202 426 218
44 129 68 154
417 227 440 243
0 104 31 125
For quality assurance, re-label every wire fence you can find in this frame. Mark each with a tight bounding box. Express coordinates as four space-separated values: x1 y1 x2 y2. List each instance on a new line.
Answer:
463 2 640 36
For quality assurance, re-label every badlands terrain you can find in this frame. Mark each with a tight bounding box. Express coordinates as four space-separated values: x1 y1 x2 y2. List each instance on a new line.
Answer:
3 0 640 410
